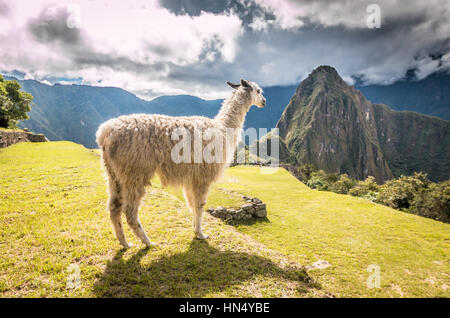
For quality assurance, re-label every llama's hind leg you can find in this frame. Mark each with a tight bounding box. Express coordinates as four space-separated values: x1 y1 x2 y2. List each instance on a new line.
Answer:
184 184 210 240
107 179 129 248
123 183 154 247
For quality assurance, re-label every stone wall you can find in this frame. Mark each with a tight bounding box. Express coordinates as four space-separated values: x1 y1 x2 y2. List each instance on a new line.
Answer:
206 196 267 221
0 130 49 148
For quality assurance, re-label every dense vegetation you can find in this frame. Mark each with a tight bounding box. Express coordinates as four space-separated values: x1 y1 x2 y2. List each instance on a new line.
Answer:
0 75 33 128
295 163 449 223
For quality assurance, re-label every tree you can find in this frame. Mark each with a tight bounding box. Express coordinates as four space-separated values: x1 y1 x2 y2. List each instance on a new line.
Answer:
0 75 33 128
410 180 450 222
297 163 317 182
331 174 357 194
376 172 429 210
349 176 379 198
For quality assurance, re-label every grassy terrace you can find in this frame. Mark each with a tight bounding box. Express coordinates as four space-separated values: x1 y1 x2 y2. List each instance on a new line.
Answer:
0 142 448 297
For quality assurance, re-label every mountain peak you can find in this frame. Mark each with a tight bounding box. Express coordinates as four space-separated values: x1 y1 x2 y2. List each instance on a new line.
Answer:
312 65 339 74
304 65 346 88
277 65 450 183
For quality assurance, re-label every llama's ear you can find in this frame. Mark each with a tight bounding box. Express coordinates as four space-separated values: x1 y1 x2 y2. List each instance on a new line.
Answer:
240 79 251 89
227 81 240 89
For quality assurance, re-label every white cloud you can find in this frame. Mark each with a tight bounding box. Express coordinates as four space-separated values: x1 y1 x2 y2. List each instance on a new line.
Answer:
257 0 450 31
0 0 448 100
0 0 243 99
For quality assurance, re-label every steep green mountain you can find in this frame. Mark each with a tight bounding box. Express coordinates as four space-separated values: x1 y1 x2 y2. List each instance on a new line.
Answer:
356 71 450 120
277 66 450 183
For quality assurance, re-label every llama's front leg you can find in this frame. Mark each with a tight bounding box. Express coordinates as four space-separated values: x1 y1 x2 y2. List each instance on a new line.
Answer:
185 185 210 240
193 205 208 240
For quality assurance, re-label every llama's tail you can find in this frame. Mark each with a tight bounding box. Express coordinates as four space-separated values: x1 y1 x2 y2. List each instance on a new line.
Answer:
96 120 114 149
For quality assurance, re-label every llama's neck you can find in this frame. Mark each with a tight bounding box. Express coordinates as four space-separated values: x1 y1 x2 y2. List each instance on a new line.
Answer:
215 90 251 130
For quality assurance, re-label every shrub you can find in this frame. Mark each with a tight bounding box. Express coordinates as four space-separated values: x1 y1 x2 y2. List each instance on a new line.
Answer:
362 191 378 202
410 181 450 222
330 174 356 194
349 176 379 197
376 172 429 210
307 170 329 190
297 164 317 183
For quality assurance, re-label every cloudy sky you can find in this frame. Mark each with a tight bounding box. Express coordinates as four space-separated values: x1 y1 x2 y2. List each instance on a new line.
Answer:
0 0 449 99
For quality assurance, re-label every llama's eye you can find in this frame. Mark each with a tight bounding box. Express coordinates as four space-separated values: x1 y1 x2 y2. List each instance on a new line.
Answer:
257 89 261 94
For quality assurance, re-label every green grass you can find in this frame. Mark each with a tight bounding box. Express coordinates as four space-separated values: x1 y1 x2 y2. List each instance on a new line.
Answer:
212 166 450 297
0 142 319 297
0 142 448 297
0 127 22 131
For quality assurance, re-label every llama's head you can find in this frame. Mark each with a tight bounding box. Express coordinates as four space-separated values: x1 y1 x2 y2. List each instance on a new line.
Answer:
227 79 266 108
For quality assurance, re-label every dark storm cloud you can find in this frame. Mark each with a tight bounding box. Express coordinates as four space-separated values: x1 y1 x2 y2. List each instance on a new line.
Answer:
159 0 275 25
28 6 81 45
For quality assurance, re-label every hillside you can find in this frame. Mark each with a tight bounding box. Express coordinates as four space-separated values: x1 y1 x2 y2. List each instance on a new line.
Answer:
277 66 450 183
1 142 448 297
7 77 224 148
5 76 296 148
356 71 450 120
9 72 449 151
0 142 318 297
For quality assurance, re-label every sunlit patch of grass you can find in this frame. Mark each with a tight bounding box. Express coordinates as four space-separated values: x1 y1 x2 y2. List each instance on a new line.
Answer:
1 142 448 298
0 142 320 297
212 166 450 298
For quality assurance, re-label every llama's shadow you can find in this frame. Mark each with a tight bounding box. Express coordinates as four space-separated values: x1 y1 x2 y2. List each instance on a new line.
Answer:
93 240 318 297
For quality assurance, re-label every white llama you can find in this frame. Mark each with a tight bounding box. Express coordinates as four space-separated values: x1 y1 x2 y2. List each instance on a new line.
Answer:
96 79 266 248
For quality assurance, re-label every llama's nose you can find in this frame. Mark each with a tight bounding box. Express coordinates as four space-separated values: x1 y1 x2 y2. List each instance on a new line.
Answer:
262 99 266 106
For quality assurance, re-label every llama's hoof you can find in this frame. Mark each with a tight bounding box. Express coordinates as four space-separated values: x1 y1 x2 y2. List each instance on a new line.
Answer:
144 241 157 248
195 233 209 240
120 242 133 249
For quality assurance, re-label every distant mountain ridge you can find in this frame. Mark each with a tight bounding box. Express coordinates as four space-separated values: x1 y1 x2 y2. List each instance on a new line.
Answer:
6 77 222 148
276 66 450 182
356 71 450 120
6 76 295 148
5 68 449 149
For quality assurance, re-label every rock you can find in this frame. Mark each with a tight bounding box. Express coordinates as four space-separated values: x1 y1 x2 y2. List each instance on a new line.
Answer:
255 208 267 218
26 133 49 142
206 196 268 221
256 203 266 209
305 260 331 271
0 130 48 148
